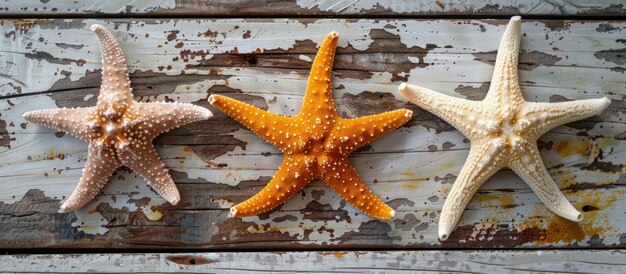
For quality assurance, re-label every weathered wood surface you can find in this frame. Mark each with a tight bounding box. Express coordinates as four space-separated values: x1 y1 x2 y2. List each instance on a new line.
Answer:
2 0 626 17
1 250 625 273
0 18 625 250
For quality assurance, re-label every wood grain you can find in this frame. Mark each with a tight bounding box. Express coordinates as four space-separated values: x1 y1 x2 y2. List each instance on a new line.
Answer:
0 18 625 249
1 0 625 17
1 250 625 273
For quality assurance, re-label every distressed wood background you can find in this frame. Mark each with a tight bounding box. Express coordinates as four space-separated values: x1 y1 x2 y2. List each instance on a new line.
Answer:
3 0 626 17
0 0 625 272
2 250 626 273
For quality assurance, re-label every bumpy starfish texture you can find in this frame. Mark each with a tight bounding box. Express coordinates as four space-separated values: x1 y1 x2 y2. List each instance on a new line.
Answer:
398 16 610 241
23 24 213 212
210 32 413 219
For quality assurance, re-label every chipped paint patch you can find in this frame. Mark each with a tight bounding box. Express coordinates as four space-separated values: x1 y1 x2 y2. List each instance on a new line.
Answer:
2 0 177 14
141 199 165 221
294 0 626 15
298 54 312 62
72 207 108 235
83 94 94 101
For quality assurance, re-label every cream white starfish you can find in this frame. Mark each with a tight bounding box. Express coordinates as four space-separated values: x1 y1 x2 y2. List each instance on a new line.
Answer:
398 16 611 241
23 24 213 212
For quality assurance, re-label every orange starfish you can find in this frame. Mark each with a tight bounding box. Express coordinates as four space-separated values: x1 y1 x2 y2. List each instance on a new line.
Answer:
209 32 413 220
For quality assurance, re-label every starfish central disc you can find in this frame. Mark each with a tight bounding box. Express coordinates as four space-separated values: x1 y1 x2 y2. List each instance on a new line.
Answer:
210 32 413 220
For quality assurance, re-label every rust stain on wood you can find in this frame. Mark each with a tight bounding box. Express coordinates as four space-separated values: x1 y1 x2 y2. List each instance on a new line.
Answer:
166 255 217 265
555 139 591 157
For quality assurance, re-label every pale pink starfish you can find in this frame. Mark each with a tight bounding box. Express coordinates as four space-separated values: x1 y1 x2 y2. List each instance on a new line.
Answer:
23 24 213 212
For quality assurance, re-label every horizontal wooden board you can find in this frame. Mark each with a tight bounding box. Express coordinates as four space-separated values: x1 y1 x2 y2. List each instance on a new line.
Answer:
0 18 625 250
1 250 625 273
2 0 626 17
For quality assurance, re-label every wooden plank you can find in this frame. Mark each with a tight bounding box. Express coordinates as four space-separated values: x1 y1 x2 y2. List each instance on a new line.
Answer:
1 250 625 273
0 18 624 250
1 0 625 17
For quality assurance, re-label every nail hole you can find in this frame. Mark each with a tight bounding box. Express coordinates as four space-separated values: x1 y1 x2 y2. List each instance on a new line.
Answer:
166 256 215 266
582 205 599 212
246 55 258 65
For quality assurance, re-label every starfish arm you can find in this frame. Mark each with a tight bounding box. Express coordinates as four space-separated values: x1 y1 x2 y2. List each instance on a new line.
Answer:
509 143 583 222
91 24 133 112
209 94 295 151
439 141 506 240
301 32 339 117
326 109 413 155
130 102 213 139
398 83 481 139
59 143 121 212
319 157 395 220
116 145 180 205
23 107 96 141
484 16 525 104
521 98 611 139
230 156 315 217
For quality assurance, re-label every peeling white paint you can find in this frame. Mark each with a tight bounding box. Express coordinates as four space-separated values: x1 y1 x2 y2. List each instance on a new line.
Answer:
2 250 625 273
298 54 312 62
2 0 177 14
295 0 626 15
4 0 626 17
72 209 109 235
